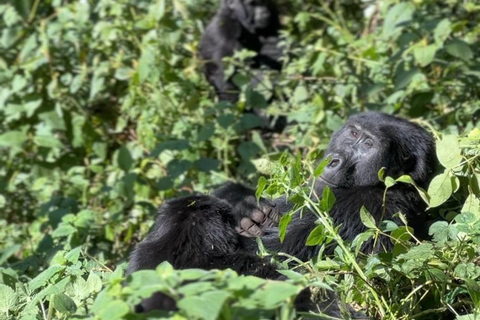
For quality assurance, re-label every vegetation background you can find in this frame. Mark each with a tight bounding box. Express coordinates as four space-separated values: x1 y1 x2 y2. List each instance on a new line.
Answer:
0 0 479 319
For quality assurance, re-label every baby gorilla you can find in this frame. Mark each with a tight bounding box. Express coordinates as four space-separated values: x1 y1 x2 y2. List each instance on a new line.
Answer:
199 0 282 102
129 112 437 316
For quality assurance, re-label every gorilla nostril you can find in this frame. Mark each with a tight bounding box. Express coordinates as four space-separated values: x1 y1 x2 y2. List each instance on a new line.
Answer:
329 158 341 168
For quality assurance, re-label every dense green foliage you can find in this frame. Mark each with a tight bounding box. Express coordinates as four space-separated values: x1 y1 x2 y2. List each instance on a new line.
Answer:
0 0 479 319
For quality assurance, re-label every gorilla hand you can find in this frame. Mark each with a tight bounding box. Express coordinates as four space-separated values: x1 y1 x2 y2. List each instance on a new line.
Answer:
212 182 280 237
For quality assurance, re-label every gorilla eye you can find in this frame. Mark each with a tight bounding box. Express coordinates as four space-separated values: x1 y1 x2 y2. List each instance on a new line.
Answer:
364 139 373 148
350 130 358 138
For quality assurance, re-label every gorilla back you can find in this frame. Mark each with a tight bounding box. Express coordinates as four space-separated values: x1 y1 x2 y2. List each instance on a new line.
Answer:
128 112 437 316
199 0 282 102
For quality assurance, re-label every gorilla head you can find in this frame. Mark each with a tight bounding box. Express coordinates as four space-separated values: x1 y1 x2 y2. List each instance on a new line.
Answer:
223 0 279 32
320 112 436 190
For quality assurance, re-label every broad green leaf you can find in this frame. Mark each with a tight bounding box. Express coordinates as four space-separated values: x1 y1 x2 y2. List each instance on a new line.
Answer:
427 172 453 208
86 272 102 293
394 68 421 90
34 135 63 148
465 279 480 308
360 206 376 229
0 130 27 147
352 230 375 253
437 135 462 168
0 284 16 315
413 44 437 67
398 243 433 261
385 176 396 188
52 293 77 314
445 39 473 61
253 158 275 175
462 194 480 216
319 186 336 212
293 85 308 103
193 158 220 172
250 281 300 308
228 276 265 291
117 146 133 172
314 157 330 177
29 265 66 290
429 221 449 244
306 224 325 246
97 300 129 320
383 3 414 37
434 19 452 45
178 291 229 320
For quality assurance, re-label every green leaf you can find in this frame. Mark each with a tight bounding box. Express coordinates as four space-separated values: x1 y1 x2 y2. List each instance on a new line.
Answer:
395 175 430 204
293 85 308 103
256 176 267 200
445 39 473 61
250 281 300 308
193 158 220 172
0 284 16 315
398 243 433 261
86 272 102 293
360 206 376 229
462 194 480 216
314 157 330 177
278 213 293 243
385 176 396 188
306 224 325 246
465 279 480 308
437 135 462 168
394 68 421 90
413 44 437 67
33 135 63 149
428 221 449 244
319 186 336 212
383 2 414 37
117 146 133 172
178 291 229 320
29 265 66 290
434 19 452 45
252 158 275 175
52 293 77 314
0 130 27 147
97 300 129 320
427 171 453 208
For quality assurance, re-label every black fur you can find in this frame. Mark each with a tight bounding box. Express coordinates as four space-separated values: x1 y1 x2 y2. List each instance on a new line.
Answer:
199 0 282 102
128 112 436 317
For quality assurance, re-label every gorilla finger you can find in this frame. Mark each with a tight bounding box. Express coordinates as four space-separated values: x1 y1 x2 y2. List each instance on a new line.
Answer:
251 208 266 224
236 226 255 238
261 205 279 225
240 217 263 237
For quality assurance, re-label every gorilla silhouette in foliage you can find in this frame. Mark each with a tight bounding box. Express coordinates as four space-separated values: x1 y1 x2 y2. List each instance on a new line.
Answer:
199 0 282 102
129 112 437 317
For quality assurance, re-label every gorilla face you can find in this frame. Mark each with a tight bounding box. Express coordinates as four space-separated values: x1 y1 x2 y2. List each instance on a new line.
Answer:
319 112 435 190
227 0 274 31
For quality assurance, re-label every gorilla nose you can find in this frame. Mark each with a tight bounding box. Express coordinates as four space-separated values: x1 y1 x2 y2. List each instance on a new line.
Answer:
327 156 342 168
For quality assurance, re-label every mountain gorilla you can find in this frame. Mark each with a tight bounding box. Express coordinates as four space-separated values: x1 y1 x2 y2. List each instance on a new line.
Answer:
199 0 282 102
128 112 437 317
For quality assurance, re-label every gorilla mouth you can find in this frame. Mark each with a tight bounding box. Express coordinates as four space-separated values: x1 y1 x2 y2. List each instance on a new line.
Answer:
319 176 338 188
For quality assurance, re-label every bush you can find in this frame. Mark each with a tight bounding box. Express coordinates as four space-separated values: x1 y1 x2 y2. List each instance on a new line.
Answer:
0 0 479 319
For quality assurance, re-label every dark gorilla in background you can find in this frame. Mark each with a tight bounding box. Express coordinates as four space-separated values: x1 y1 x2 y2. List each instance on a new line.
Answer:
199 0 282 103
129 112 437 317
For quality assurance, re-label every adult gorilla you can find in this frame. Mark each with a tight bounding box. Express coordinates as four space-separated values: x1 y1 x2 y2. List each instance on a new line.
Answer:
129 112 437 316
199 0 282 102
